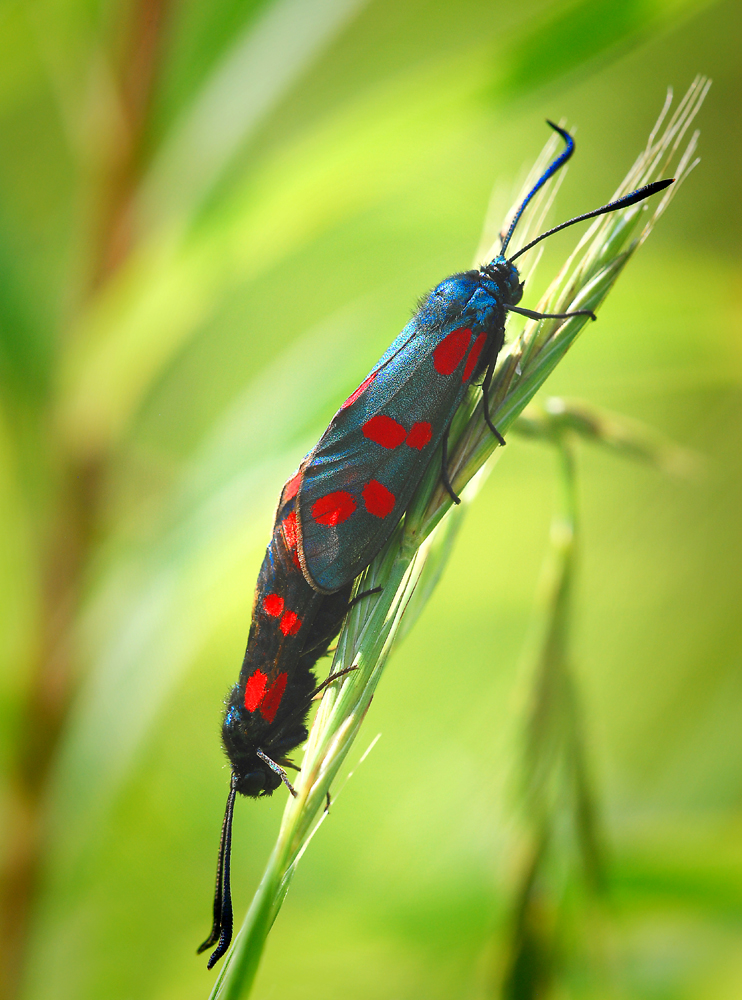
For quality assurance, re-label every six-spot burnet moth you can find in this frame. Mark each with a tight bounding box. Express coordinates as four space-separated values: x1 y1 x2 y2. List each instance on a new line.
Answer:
200 121 673 968
198 478 357 967
289 123 672 594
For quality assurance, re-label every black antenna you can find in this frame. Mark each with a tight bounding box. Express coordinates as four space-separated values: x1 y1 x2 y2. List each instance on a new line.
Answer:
198 774 238 969
508 178 674 263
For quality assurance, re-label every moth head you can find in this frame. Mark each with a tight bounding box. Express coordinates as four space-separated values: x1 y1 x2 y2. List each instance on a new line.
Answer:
479 256 523 305
234 765 283 797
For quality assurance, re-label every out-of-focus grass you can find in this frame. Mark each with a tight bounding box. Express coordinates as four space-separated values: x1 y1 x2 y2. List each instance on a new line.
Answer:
0 1 739 999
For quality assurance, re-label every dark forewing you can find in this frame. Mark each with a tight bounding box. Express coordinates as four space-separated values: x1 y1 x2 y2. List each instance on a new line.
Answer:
296 317 487 592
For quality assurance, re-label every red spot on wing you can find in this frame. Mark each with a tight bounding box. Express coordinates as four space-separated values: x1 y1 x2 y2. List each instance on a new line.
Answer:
263 593 284 617
291 549 302 570
244 670 267 713
340 371 377 410
462 332 487 382
363 479 395 519
406 421 432 450
283 471 301 502
279 610 302 636
362 414 407 449
312 491 357 526
433 328 472 375
260 673 288 723
282 510 298 549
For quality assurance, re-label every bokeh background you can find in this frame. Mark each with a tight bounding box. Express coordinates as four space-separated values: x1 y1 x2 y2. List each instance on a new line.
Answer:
0 1 740 998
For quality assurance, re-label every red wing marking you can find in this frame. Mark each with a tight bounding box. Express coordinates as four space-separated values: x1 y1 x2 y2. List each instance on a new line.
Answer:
433 328 472 375
462 332 487 382
362 414 407 449
363 479 395 519
291 549 301 570
283 471 301 502
259 673 288 723
244 670 268 713
279 610 302 636
406 421 432 450
311 491 357 526
282 510 298 549
340 371 377 410
263 594 284 617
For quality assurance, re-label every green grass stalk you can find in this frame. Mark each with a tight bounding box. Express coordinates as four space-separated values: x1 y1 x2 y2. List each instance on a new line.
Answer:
210 78 708 1000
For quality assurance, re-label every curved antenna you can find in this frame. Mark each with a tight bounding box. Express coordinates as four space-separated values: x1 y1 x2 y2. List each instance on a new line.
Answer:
508 179 674 263
500 120 574 256
198 773 238 969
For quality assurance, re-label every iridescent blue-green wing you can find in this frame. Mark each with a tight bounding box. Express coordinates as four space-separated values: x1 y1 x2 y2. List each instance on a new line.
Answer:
295 314 488 592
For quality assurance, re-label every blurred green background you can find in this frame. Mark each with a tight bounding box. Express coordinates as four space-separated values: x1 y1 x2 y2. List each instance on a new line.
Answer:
0 0 740 998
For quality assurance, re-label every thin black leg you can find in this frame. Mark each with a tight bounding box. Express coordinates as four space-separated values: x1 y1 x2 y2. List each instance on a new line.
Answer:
481 360 506 446
441 427 461 504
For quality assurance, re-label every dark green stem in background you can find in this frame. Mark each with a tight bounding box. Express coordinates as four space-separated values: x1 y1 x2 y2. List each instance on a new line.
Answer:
0 5 172 997
500 435 606 999
90 0 173 288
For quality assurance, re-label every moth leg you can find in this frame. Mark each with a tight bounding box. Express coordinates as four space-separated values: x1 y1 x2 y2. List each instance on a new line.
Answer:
325 791 331 813
309 665 358 701
256 749 297 797
347 587 383 610
441 427 461 505
505 302 596 322
481 360 506 446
